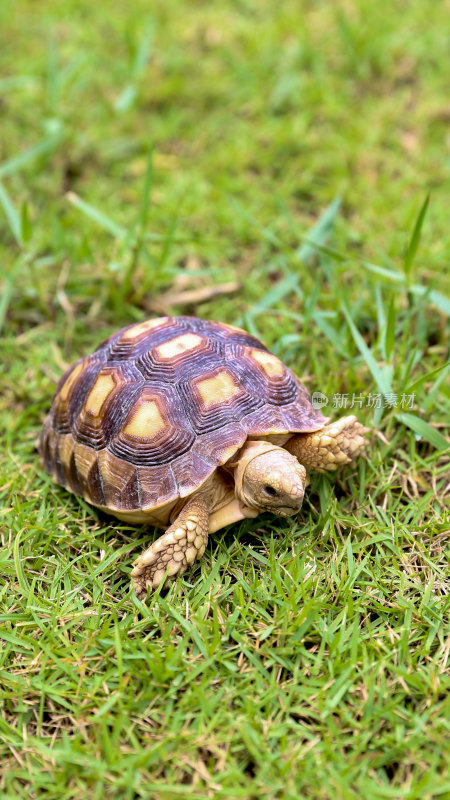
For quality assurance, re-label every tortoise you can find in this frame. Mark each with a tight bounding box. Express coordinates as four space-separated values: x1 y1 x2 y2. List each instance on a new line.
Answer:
40 316 369 598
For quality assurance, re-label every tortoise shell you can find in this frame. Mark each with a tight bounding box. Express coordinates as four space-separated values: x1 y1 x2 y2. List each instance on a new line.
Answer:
40 316 326 513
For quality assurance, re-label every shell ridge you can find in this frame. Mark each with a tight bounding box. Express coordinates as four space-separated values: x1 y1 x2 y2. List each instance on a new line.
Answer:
96 448 107 506
135 465 143 508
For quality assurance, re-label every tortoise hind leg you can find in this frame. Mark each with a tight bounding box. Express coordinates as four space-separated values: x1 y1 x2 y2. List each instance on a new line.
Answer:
131 495 209 598
286 415 369 472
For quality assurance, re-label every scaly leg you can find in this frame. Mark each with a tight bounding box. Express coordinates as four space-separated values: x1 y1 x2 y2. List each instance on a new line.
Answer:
286 415 369 472
131 495 209 598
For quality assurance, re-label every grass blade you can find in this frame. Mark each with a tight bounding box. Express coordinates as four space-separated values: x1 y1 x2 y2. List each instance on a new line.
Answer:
66 192 127 238
296 197 342 263
240 198 342 320
0 134 62 179
361 261 405 283
0 261 24 334
233 196 343 265
403 193 430 276
138 146 153 230
0 181 23 245
403 361 450 395
360 260 450 315
410 286 450 316
342 305 392 394
114 84 137 114
396 412 449 450
21 201 32 243
115 23 153 113
384 296 396 360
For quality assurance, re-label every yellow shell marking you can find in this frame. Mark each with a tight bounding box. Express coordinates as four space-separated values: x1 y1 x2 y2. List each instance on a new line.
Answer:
121 318 168 339
84 373 115 416
98 450 136 493
74 442 98 481
124 399 166 439
155 333 203 360
58 434 75 467
219 444 239 464
250 349 285 377
59 362 84 402
196 369 241 409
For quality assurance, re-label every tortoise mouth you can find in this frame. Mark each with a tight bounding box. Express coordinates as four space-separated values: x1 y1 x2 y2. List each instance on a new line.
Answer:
273 504 303 518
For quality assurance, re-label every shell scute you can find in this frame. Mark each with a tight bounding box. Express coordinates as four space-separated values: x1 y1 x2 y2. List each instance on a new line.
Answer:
72 442 104 505
98 450 142 510
134 331 223 383
73 365 144 451
177 364 264 436
170 445 217 499
139 463 177 510
227 345 298 407
109 384 195 467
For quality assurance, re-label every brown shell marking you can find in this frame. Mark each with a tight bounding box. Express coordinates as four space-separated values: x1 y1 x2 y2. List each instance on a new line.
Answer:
41 316 326 512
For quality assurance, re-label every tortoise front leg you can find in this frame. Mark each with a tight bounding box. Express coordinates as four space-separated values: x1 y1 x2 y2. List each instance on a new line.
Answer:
286 415 369 472
131 495 209 598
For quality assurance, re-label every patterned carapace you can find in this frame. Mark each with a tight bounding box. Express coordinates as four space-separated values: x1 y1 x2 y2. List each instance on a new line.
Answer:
40 317 326 512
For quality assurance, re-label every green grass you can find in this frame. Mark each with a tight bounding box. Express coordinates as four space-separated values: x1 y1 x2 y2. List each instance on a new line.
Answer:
1 0 449 797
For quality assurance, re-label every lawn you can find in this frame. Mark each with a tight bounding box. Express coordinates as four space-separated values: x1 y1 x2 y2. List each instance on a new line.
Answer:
0 0 449 797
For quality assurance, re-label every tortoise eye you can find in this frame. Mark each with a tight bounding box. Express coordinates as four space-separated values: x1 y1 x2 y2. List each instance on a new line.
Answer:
264 485 278 497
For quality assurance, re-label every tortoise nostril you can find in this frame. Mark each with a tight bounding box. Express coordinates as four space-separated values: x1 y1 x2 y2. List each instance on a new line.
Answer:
264 485 278 497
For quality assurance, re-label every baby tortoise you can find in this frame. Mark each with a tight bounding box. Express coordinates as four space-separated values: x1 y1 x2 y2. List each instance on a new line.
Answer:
40 316 369 598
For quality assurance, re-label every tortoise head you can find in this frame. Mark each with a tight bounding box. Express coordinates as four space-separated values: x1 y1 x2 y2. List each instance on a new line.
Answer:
234 442 306 517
